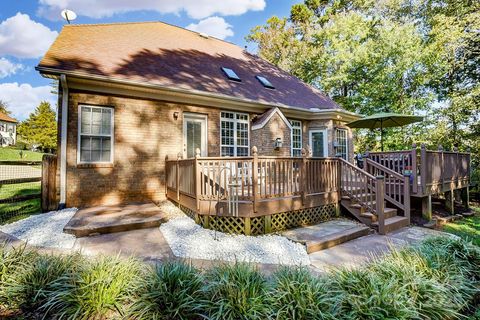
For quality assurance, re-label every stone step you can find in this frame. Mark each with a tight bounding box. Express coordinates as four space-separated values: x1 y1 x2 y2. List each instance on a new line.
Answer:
372 216 409 233
64 202 167 237
304 226 371 253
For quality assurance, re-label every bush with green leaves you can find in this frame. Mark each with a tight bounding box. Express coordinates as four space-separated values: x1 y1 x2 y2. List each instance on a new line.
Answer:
203 262 271 320
270 267 334 319
42 255 141 320
129 261 205 319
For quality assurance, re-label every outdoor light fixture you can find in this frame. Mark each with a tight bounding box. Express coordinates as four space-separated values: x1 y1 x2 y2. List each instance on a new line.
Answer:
173 112 179 120
274 137 283 150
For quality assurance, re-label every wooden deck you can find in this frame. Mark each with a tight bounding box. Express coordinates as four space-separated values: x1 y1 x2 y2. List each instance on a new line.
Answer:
165 145 470 235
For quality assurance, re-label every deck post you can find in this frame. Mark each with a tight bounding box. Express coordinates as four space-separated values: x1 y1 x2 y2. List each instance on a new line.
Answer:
445 188 455 215
301 148 307 205
195 148 201 212
264 215 272 234
376 176 385 235
438 145 445 189
176 153 181 201
336 159 342 216
403 173 410 223
244 217 251 235
411 143 418 194
422 195 432 220
252 146 259 213
461 187 470 210
420 144 427 195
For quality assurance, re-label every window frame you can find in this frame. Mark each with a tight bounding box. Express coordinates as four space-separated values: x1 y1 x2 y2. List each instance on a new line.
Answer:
77 105 114 164
220 111 250 157
335 128 348 160
290 119 302 157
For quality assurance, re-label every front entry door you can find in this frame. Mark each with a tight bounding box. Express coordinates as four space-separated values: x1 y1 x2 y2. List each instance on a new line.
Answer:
309 129 328 157
184 114 207 158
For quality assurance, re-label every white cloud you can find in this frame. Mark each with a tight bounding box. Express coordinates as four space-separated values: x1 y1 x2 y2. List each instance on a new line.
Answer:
0 13 58 59
186 17 234 40
0 58 23 78
0 83 56 120
38 0 265 20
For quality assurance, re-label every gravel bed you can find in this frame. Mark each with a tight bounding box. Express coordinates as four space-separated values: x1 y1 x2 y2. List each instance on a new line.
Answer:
157 200 186 220
160 217 310 266
0 208 77 249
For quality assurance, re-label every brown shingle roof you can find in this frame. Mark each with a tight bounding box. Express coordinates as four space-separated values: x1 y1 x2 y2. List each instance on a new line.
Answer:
38 21 339 111
0 112 17 123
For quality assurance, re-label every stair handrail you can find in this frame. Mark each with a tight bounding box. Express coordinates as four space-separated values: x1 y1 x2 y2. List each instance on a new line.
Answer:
338 159 385 231
365 158 410 224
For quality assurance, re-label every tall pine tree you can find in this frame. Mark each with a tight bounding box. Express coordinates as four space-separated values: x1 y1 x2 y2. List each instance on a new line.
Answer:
18 102 57 152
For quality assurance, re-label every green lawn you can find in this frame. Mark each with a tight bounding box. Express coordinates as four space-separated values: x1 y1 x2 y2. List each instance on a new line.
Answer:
0 182 42 224
0 147 45 161
442 205 480 246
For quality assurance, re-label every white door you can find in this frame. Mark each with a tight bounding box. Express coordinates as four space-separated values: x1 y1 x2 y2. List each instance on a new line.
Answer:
183 114 207 158
309 129 328 157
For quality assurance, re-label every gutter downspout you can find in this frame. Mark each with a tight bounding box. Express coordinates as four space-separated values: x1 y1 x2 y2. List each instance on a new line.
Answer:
59 74 68 209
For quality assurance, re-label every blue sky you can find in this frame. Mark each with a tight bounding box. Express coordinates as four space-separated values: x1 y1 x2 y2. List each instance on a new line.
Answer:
0 0 299 120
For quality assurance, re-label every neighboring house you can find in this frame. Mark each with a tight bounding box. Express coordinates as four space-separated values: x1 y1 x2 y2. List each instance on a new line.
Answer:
0 112 17 147
36 21 359 209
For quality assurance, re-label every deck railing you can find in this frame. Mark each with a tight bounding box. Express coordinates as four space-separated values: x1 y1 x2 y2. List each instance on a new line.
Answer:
165 147 340 217
339 158 386 233
367 144 470 196
365 158 410 221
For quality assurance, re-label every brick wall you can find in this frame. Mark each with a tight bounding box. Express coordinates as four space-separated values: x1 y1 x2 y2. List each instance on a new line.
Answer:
61 91 353 207
251 112 292 156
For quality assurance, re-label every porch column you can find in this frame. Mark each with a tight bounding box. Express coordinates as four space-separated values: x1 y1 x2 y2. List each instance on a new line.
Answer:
421 195 432 221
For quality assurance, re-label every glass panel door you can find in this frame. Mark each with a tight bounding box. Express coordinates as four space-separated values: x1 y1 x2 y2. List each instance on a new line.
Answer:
309 130 327 157
184 114 207 158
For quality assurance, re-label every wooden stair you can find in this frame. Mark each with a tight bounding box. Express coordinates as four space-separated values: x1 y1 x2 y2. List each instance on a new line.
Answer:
340 195 409 234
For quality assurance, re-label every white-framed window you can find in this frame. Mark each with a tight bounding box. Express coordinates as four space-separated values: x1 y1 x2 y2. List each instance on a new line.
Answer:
290 119 302 157
220 111 249 156
78 105 114 163
335 128 348 160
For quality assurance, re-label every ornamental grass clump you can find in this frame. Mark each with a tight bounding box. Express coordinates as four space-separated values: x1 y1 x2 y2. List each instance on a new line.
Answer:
42 255 141 320
203 262 271 320
270 267 334 320
0 244 38 309
6 253 84 313
128 261 205 320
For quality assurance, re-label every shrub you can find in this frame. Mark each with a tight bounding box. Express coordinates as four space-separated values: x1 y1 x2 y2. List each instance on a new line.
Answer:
128 261 205 319
203 262 271 320
270 267 334 320
42 255 141 319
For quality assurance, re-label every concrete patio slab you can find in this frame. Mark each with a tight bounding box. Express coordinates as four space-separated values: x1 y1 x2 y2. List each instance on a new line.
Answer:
309 226 453 272
281 219 371 253
64 202 168 237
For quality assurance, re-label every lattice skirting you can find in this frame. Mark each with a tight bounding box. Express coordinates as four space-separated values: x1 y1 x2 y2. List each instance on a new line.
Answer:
176 203 338 235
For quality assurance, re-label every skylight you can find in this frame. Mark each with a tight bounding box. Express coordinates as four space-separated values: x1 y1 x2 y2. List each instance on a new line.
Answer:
256 76 275 89
221 67 241 82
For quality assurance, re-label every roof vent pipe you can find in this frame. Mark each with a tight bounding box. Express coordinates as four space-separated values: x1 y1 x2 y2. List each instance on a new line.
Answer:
199 32 209 39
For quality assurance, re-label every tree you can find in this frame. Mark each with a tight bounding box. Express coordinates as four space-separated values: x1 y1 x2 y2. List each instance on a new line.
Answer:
247 0 479 157
0 100 11 115
17 102 57 152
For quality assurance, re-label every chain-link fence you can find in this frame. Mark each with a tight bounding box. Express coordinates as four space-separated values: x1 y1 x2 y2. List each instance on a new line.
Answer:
0 161 42 224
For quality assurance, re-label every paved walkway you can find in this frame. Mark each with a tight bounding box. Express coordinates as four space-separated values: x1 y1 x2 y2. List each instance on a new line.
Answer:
1 223 451 273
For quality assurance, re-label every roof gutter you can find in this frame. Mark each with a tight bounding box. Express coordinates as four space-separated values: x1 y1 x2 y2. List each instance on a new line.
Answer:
59 74 68 209
36 66 361 121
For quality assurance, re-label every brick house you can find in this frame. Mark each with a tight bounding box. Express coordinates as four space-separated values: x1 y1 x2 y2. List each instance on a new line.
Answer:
36 21 359 210
0 112 17 147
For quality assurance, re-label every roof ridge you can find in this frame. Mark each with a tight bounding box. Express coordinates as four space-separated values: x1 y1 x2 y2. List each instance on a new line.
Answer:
63 20 240 47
